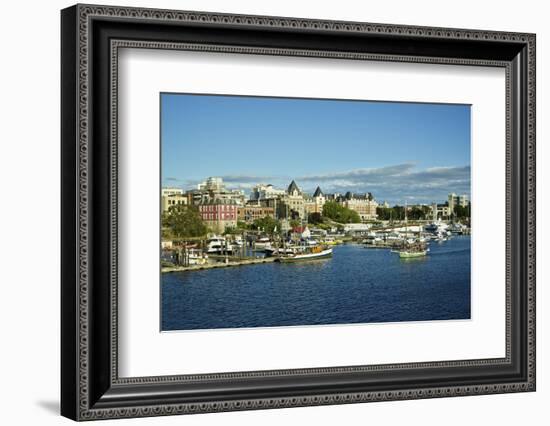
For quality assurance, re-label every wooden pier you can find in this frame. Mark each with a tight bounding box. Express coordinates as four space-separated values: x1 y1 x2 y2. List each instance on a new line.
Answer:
162 256 277 273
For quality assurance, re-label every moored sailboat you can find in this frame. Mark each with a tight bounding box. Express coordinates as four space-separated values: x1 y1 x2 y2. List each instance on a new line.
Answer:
276 245 333 262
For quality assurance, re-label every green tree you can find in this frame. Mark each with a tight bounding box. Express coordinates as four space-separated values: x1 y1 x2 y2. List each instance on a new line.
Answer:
223 226 238 235
308 212 323 224
251 216 280 234
376 207 392 221
236 221 250 230
289 219 301 228
454 204 471 219
322 201 361 223
408 206 426 220
392 205 406 220
162 205 207 238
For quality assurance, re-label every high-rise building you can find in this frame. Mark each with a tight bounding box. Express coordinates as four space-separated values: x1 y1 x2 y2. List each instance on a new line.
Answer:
448 193 469 215
189 177 245 207
249 183 285 201
197 177 225 192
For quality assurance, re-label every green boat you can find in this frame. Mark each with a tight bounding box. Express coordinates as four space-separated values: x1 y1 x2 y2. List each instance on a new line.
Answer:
398 248 428 258
395 201 429 259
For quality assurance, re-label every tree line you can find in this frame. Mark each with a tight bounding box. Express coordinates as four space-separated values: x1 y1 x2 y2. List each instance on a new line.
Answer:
376 204 471 221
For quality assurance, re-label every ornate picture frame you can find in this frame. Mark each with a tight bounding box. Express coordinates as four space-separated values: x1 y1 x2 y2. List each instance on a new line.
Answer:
61 4 536 421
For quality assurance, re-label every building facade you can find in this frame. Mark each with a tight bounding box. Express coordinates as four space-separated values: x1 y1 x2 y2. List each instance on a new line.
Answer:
249 183 285 201
448 193 469 215
305 186 326 214
188 177 246 207
237 205 275 224
338 192 378 221
161 188 188 212
197 198 238 233
277 180 306 220
161 193 188 212
432 203 451 219
161 188 184 197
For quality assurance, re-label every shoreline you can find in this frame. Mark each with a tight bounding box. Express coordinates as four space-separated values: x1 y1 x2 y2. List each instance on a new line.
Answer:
162 256 276 273
162 235 471 273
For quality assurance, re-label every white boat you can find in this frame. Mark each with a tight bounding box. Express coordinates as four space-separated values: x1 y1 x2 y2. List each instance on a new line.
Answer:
425 220 449 234
435 232 447 242
363 233 384 244
386 232 403 242
264 246 299 257
254 236 272 250
449 223 466 234
276 245 333 262
206 236 234 254
186 249 208 265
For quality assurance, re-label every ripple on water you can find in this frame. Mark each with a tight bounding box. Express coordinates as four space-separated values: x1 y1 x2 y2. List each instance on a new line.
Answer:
162 236 471 330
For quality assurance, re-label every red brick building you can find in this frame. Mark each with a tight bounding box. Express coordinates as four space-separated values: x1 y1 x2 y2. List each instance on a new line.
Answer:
198 198 238 233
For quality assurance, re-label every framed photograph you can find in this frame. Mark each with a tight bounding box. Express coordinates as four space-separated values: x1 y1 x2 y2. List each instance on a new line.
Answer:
61 4 536 421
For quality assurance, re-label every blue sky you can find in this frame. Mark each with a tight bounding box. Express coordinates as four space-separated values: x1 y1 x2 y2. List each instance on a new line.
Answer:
161 93 470 205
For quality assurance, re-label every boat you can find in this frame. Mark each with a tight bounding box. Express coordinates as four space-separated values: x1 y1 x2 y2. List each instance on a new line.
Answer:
395 201 429 258
398 243 429 258
186 249 209 265
253 236 272 250
276 245 333 262
434 231 448 242
424 219 449 234
206 236 234 254
325 236 344 245
232 236 244 246
424 223 439 233
448 223 466 234
264 246 298 257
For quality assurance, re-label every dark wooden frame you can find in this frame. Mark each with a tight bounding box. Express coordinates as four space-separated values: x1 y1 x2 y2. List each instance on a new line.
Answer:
61 4 536 421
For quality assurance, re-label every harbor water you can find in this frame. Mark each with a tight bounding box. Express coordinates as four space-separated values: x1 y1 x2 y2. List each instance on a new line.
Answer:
162 235 471 331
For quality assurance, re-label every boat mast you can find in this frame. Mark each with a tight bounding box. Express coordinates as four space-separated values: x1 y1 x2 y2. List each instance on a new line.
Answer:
405 201 408 240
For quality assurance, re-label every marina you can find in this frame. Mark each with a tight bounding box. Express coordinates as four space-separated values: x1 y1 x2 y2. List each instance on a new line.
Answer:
158 94 473 332
162 235 471 331
161 218 469 272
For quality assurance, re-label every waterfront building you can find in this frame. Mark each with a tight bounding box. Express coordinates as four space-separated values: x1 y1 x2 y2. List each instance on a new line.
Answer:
432 202 451 219
197 198 238 233
277 180 306 220
161 188 188 212
161 188 184 197
343 223 372 235
448 193 469 215
290 225 311 240
337 192 378 221
161 192 188 212
237 204 275 224
305 186 326 214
